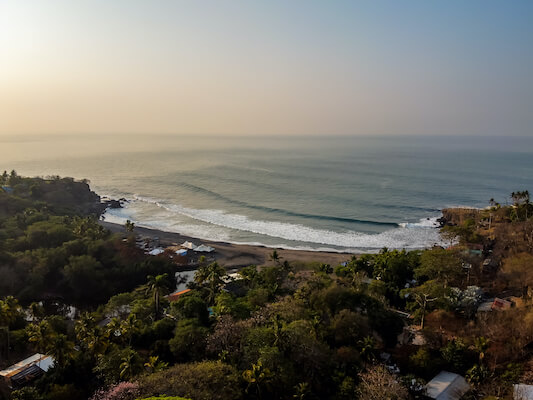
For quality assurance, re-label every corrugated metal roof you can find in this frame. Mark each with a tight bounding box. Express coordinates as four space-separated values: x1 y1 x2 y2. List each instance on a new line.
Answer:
0 354 54 378
514 384 533 400
426 371 470 400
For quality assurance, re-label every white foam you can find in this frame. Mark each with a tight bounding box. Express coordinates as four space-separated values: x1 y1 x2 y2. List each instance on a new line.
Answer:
104 196 445 250
399 217 440 229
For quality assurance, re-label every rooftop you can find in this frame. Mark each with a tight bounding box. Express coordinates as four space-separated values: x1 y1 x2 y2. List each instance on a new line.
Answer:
426 371 470 400
0 353 54 379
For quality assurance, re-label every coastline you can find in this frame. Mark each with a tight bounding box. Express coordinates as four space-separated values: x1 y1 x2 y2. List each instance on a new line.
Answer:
100 220 353 268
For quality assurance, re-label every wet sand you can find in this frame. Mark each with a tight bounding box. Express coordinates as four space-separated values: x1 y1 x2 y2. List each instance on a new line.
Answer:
100 221 352 268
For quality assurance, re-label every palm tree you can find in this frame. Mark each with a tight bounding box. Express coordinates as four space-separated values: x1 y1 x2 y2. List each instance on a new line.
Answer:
105 317 122 342
28 302 44 323
146 274 171 317
120 314 140 346
271 314 285 348
269 250 282 266
144 355 168 373
26 320 53 354
358 336 376 362
0 296 21 327
293 382 311 399
125 220 135 232
194 262 226 304
75 313 108 355
473 337 490 365
243 361 272 399
119 348 141 380
48 334 75 369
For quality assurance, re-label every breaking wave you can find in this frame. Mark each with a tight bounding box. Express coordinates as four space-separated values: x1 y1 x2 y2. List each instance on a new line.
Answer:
104 195 444 251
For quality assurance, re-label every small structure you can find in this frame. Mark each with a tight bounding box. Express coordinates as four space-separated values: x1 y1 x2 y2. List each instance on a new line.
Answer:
466 244 483 256
167 288 191 302
514 384 533 400
222 272 243 284
425 371 470 400
181 241 197 250
492 297 513 311
0 354 55 389
194 244 215 253
175 249 188 256
148 248 165 256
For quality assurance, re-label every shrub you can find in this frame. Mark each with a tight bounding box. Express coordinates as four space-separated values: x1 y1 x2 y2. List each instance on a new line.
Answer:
138 361 242 400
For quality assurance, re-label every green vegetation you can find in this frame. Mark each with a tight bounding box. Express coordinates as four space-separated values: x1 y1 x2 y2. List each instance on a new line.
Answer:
0 173 532 399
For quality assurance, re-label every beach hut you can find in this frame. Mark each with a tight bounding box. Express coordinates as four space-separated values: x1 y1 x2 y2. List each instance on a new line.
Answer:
425 371 470 400
148 248 165 256
181 241 197 250
195 244 214 253
175 249 188 256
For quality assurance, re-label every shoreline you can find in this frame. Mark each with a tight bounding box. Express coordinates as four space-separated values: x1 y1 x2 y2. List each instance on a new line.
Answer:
100 221 353 268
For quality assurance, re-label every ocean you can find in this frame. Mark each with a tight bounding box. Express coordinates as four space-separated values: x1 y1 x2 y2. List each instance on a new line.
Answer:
1 134 532 253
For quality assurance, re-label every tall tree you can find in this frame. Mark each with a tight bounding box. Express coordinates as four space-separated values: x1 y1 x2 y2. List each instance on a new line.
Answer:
194 262 226 304
146 274 171 317
119 348 142 380
120 314 141 346
48 334 75 369
416 248 463 287
26 320 54 354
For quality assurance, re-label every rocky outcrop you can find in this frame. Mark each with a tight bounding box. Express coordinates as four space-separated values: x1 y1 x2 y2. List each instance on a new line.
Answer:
440 208 481 226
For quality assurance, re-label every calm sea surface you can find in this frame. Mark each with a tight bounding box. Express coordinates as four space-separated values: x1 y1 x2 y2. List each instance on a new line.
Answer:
1 134 532 252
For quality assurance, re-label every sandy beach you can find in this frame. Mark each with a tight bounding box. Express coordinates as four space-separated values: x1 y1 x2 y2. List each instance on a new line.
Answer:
100 221 353 268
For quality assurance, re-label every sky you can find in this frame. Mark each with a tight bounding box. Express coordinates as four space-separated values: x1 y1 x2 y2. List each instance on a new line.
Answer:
0 0 532 137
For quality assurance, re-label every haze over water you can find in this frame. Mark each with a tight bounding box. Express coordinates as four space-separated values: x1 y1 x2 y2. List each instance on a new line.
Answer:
1 134 532 252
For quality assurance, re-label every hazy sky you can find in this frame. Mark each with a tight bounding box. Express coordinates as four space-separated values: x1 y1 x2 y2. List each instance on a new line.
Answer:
1 1 532 136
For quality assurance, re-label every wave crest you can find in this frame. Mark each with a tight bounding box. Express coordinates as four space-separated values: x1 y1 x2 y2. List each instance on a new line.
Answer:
103 196 444 250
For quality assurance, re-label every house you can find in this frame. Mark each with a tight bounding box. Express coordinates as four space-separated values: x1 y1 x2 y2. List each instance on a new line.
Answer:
167 288 191 302
514 384 533 400
0 354 55 389
425 371 470 400
492 297 513 311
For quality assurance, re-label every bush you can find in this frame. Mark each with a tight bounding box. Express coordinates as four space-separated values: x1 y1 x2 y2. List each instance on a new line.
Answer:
138 361 242 400
168 319 208 361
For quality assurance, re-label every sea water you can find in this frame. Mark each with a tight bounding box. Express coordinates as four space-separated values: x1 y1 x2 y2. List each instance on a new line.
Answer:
1 134 532 252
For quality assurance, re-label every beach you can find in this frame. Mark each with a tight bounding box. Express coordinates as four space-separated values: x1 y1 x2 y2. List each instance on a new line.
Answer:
100 221 352 268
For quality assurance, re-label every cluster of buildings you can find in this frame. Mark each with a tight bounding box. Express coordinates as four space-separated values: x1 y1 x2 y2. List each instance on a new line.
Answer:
135 237 215 262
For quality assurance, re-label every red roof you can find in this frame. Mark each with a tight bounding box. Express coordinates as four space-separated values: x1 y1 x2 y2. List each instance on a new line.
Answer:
492 297 513 310
167 289 191 302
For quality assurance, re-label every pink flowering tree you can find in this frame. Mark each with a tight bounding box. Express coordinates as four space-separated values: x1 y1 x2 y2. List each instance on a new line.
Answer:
90 381 140 400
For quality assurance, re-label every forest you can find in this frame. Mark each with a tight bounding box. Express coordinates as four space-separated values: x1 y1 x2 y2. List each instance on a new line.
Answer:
0 172 532 400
